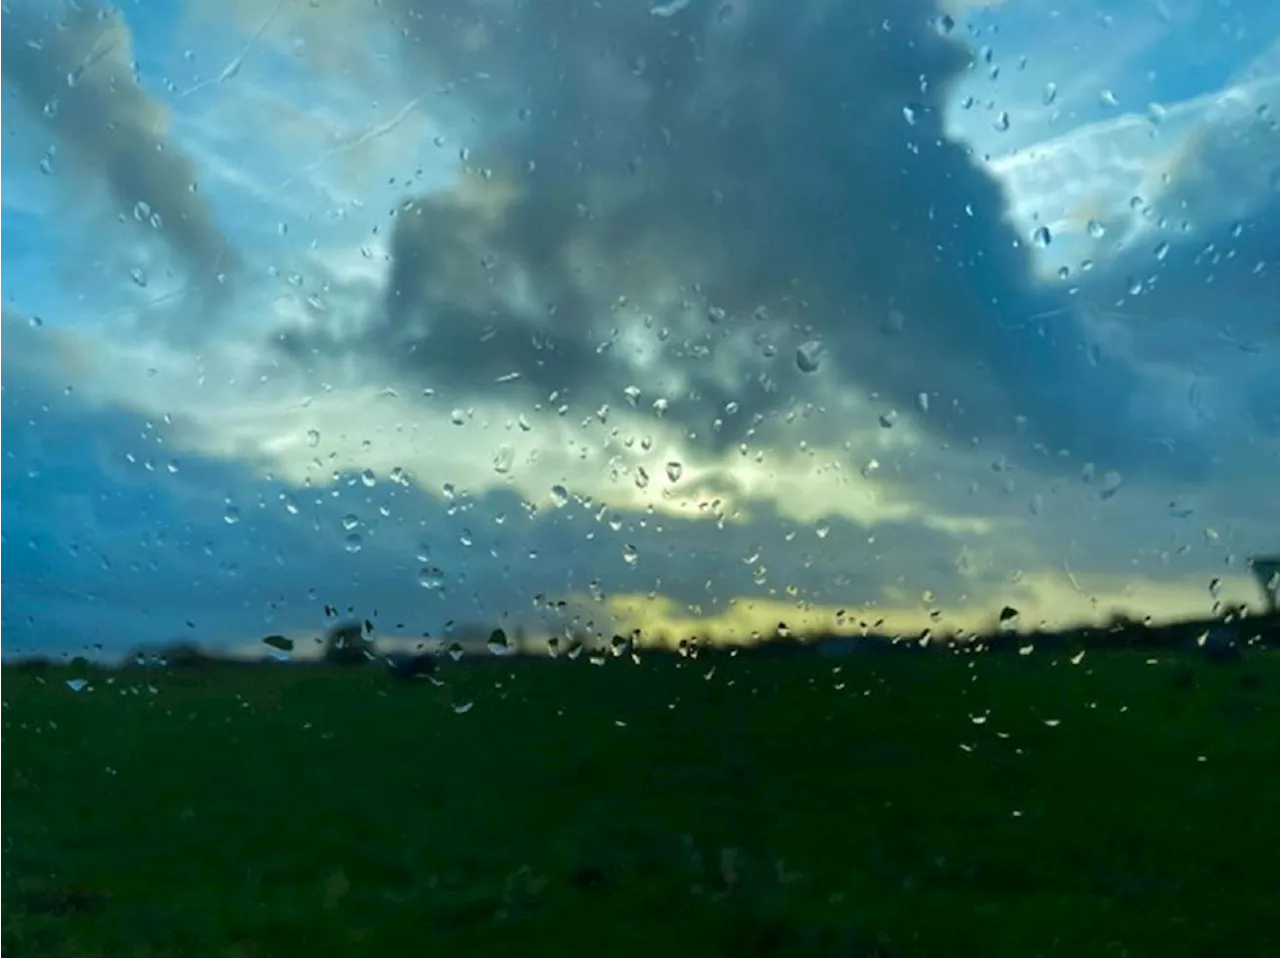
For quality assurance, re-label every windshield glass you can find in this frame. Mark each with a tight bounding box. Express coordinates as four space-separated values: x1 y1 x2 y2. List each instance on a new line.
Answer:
3 1 1278 955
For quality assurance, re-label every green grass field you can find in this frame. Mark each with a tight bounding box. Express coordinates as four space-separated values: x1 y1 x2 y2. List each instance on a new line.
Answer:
4 649 1278 957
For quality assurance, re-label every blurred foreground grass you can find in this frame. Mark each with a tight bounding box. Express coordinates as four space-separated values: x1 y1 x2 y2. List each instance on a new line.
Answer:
3 650 1279 957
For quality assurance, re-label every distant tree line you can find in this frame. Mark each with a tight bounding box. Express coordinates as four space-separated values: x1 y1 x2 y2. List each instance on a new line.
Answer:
5 607 1276 674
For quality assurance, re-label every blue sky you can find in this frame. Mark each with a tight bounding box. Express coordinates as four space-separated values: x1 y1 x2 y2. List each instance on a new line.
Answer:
2 0 1277 660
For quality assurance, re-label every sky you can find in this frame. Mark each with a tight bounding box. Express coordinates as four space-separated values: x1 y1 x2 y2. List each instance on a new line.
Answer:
2 0 1277 660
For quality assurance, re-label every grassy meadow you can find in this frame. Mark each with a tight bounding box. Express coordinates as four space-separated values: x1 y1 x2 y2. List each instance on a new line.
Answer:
3 646 1279 957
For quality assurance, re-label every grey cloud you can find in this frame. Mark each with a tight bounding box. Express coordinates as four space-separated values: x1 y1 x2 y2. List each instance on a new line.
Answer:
2 1 236 286
276 0 1181 479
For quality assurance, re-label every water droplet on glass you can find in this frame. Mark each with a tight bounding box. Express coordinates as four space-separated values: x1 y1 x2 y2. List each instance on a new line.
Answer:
344 533 363 553
306 429 321 448
623 385 642 407
447 641 464 661
419 566 445 591
1153 241 1169 261
622 544 639 565
666 461 683 483
130 266 148 288
1032 226 1052 248
452 700 474 714
795 340 824 373
993 111 1010 132
223 505 241 525
493 444 514 475
550 484 570 508
66 678 89 692
1087 219 1106 239
1099 470 1123 500
815 521 830 539
341 513 360 531
360 469 377 487
262 635 294 654
451 409 467 426
902 104 919 126
1042 82 1057 106
486 629 511 656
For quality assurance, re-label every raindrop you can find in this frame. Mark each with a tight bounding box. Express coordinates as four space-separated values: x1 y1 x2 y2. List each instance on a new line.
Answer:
1153 241 1169 261
452 701 474 715
66 678 89 693
129 266 148 288
666 461 683 483
341 513 360 531
451 409 467 426
622 544 639 566
795 340 824 373
493 445 514 474
418 566 445 591
1032 226 1052 248
344 533 363 553
306 429 321 448
486 629 511 656
623 385 642 407
262 635 294 654
993 111 1010 132
223 505 241 525
1099 470 1123 500
1087 219 1106 239
447 641 464 661
360 469 377 487
902 104 920 126
550 484 570 508
1042 82 1057 106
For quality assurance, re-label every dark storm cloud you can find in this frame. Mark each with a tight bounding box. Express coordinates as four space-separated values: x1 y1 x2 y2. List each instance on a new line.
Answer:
2 1 236 284
277 0 1181 476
